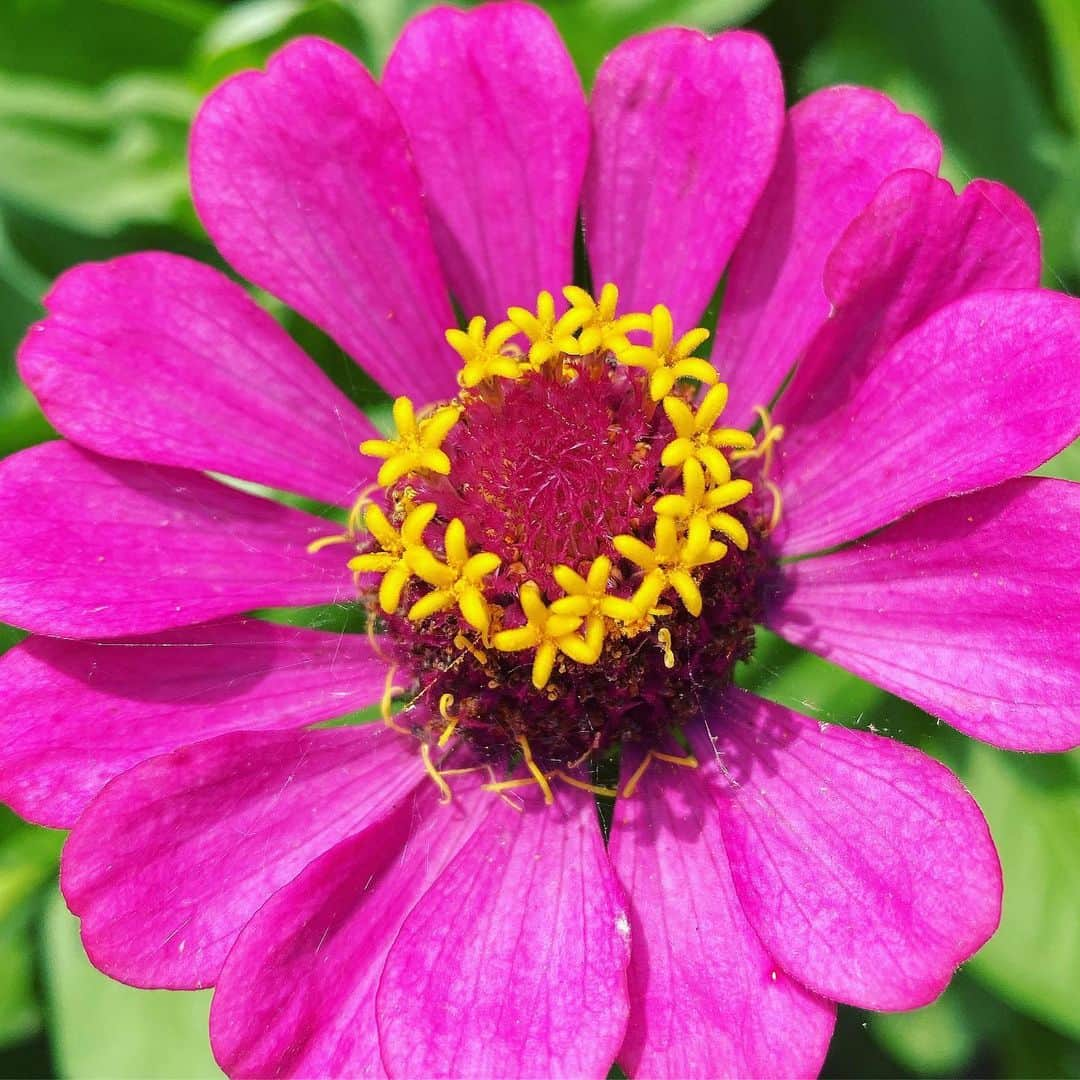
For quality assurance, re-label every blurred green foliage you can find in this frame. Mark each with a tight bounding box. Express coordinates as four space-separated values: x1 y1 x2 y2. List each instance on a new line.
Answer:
0 0 1077 1077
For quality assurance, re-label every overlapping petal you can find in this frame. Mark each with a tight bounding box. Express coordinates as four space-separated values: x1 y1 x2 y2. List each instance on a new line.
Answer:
610 749 835 1079
582 28 783 330
775 171 1040 435
772 478 1080 752
211 775 488 1078
775 289 1080 554
376 781 630 1079
384 2 588 323
713 87 942 424
0 619 389 828
62 725 422 989
17 253 378 507
0 442 350 637
689 692 1001 1011
190 37 457 403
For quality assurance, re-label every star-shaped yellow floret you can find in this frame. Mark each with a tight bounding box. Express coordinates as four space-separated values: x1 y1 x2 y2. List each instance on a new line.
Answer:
653 458 753 551
404 518 502 634
563 283 652 354
661 384 756 482
507 290 589 368
492 581 602 689
359 397 461 488
348 502 437 614
447 316 523 388
614 515 728 618
618 305 718 401
550 554 638 628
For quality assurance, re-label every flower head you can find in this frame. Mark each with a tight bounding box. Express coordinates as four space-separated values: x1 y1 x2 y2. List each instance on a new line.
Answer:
0 5 1077 1080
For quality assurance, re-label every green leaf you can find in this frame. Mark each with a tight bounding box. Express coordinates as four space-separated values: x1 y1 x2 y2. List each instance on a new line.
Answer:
543 0 773 84
799 0 1057 205
1038 0 1080 134
868 980 978 1075
0 0 212 85
197 0 372 82
43 890 223 1079
0 72 197 234
0 810 64 1049
964 744 1080 1040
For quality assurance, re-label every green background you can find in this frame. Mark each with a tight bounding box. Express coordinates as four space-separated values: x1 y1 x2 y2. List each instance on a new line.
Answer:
0 0 1078 1077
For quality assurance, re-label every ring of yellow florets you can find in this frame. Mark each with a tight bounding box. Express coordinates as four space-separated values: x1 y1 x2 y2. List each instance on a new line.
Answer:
347 284 760 692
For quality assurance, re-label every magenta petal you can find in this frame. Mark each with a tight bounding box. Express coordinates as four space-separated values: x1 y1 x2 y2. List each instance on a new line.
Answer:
776 172 1040 438
18 253 378 507
714 87 942 424
776 288 1080 554
62 725 422 990
190 37 457 403
772 478 1080 753
384 3 588 322
0 619 389 828
0 442 350 637
581 28 783 329
689 692 1001 1011
376 783 630 1079
211 777 489 1078
610 748 835 1079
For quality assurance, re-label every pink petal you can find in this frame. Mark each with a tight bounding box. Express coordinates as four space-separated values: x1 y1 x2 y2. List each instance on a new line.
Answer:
774 289 1080 554
61 724 423 990
0 618 389 829
771 478 1080 753
610 748 835 1079
0 442 351 638
190 37 457 404
383 3 588 322
689 692 1002 1012
776 172 1040 438
211 774 490 1078
714 87 942 424
581 28 783 329
18 253 378 507
376 782 630 1079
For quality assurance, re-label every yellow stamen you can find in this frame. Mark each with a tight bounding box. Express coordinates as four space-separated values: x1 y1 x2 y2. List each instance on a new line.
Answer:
517 735 554 805
437 694 458 748
551 770 618 798
657 627 676 669
380 667 409 734
621 748 699 798
420 743 453 802
305 532 352 554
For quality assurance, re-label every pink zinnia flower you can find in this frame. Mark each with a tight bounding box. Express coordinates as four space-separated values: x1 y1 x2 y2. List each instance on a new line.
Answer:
1 3 1078 1076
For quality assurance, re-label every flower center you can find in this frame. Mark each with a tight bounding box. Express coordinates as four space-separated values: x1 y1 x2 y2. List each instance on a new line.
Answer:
320 285 783 798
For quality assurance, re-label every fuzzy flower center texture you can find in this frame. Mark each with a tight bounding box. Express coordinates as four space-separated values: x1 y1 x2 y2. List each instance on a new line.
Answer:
316 284 785 802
